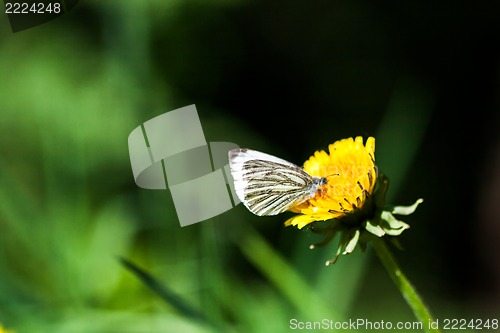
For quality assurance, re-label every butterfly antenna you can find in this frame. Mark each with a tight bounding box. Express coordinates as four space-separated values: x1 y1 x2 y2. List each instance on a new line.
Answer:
325 173 340 181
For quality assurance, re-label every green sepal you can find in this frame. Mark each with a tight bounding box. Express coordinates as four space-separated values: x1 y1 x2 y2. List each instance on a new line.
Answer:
344 229 360 254
309 173 423 265
380 211 410 236
364 219 386 237
389 198 424 215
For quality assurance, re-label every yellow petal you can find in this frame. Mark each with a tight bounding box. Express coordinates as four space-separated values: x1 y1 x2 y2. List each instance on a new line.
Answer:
286 136 377 228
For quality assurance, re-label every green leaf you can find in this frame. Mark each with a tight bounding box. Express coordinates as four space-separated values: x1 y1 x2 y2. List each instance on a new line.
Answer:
237 227 342 319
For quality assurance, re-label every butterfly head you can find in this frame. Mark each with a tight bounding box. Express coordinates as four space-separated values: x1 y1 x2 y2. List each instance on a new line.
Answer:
314 177 328 186
312 173 340 197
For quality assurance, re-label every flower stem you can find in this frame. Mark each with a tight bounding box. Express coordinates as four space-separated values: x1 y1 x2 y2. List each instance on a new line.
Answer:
371 237 441 333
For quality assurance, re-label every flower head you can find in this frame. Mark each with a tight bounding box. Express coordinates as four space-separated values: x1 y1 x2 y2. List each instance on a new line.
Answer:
284 136 422 265
286 136 377 229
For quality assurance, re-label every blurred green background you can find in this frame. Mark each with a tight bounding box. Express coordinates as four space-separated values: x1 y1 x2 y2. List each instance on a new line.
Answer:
1 1 499 332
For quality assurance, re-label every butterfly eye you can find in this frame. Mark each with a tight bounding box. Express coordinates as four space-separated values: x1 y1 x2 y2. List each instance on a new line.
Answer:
314 177 328 186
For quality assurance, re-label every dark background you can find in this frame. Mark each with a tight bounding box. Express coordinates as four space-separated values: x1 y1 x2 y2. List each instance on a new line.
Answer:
0 1 499 332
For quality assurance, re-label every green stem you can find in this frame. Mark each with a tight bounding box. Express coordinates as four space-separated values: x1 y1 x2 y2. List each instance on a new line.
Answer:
371 237 441 333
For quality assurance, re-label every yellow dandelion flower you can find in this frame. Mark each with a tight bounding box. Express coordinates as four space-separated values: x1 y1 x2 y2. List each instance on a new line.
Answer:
229 135 422 265
285 136 377 229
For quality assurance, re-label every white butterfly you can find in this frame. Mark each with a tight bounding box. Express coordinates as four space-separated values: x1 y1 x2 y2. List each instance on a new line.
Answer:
228 148 328 216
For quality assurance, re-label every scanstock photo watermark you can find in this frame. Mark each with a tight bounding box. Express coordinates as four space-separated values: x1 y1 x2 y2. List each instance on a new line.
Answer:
289 318 499 331
290 318 423 331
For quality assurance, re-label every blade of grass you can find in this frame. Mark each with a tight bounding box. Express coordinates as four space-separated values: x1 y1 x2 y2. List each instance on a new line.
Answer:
376 77 434 199
119 257 221 331
235 225 343 322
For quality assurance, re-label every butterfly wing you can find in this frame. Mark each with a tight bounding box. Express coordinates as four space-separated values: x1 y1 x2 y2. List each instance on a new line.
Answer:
228 148 318 216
